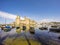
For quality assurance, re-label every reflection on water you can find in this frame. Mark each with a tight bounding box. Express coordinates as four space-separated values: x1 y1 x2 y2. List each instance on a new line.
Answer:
35 29 60 45
0 28 60 45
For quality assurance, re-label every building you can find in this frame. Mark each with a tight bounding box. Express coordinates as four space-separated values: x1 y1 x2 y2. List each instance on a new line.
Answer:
38 22 60 28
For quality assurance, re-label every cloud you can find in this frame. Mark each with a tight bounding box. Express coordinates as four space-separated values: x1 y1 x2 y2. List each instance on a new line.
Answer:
0 11 17 19
0 11 25 20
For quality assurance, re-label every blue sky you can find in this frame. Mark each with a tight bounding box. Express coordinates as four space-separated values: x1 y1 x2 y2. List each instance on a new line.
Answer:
0 0 60 24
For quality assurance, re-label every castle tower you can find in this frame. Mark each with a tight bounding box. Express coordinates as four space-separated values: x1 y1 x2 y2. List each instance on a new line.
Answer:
15 16 20 27
24 17 30 30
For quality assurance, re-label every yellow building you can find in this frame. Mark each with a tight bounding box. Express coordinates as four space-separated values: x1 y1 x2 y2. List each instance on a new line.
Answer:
14 16 36 32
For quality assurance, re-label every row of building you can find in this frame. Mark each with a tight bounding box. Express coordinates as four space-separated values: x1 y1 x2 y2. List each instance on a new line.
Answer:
37 22 60 28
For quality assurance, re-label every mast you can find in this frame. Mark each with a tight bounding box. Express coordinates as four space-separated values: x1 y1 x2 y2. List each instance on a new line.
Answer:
5 18 6 26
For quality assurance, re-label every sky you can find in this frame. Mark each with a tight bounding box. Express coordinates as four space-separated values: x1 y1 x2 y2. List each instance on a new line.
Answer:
0 0 60 24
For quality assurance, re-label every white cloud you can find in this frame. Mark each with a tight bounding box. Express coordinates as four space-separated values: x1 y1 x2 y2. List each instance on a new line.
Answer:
0 11 26 24
0 11 25 20
0 11 17 19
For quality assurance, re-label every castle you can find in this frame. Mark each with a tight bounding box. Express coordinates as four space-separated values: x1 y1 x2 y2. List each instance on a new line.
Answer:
11 16 36 32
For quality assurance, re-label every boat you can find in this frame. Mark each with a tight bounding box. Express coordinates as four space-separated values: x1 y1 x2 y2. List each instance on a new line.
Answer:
1 25 12 32
49 26 60 32
12 26 15 28
16 26 21 33
39 27 48 30
29 27 35 34
1 25 5 30
22 26 26 31
4 26 11 32
16 26 20 29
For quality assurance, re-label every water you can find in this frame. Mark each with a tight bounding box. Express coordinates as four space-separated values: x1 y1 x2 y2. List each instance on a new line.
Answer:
35 29 60 45
0 28 60 45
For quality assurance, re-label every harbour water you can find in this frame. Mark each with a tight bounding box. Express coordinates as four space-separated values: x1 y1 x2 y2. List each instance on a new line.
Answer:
0 28 60 45
35 29 60 45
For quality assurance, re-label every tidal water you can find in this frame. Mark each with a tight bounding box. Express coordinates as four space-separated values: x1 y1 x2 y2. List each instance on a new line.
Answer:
34 29 60 45
0 28 60 45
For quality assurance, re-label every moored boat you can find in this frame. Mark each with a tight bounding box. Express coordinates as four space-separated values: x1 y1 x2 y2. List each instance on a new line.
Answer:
29 27 35 34
49 26 60 32
39 27 48 30
1 25 12 32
